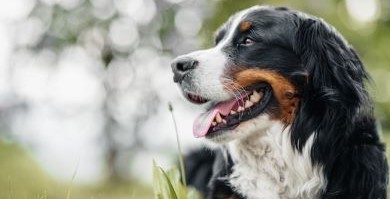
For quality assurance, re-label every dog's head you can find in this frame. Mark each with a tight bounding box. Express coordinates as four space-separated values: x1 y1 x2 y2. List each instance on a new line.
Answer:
171 6 369 144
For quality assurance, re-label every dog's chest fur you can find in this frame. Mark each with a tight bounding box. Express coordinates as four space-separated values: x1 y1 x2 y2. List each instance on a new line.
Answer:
226 124 326 199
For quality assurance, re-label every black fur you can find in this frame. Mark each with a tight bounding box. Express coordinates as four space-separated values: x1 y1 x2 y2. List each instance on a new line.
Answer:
182 6 388 199
184 148 244 199
183 148 215 193
292 17 388 199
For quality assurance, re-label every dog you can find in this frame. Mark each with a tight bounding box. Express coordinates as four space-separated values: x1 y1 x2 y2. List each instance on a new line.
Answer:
171 5 388 199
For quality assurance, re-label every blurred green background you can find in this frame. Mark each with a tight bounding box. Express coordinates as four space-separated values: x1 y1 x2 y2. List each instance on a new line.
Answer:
0 0 389 198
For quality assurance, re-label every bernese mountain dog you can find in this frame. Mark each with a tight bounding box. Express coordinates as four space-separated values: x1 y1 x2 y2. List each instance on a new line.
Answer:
171 5 388 199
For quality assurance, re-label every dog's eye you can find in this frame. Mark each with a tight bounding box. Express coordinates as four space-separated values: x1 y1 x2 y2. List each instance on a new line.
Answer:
240 37 255 46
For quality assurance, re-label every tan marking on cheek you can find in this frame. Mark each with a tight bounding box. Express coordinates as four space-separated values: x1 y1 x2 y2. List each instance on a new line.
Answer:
228 68 299 124
239 21 252 32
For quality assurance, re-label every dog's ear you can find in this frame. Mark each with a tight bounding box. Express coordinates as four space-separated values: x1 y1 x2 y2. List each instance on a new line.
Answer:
290 17 371 151
293 17 368 104
291 17 388 199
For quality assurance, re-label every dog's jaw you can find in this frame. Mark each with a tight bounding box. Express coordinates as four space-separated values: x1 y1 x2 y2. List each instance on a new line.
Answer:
205 114 274 144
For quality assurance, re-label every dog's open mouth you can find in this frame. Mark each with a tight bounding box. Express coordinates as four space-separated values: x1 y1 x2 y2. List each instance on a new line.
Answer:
184 92 210 104
190 83 272 138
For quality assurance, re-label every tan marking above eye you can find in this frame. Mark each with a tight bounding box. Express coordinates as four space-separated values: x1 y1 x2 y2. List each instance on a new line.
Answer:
239 21 252 32
224 68 300 124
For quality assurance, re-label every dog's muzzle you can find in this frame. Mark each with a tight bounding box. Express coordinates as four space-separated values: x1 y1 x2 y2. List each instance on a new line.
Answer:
171 56 199 84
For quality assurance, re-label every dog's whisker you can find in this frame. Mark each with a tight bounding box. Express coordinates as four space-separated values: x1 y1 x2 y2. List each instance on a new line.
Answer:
220 76 251 118
220 78 245 107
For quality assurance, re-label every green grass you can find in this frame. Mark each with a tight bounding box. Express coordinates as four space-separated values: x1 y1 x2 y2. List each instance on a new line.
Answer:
1 130 390 199
0 140 152 199
152 162 201 199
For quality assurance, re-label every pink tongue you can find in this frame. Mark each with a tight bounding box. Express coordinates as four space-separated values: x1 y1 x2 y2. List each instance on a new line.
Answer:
193 100 237 138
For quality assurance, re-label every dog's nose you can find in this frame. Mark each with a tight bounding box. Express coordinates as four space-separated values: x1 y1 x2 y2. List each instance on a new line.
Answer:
171 57 199 83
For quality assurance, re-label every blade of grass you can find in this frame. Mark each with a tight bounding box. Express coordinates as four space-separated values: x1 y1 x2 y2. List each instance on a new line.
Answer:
159 167 179 199
66 161 79 199
168 102 187 188
8 176 14 199
153 160 179 199
153 160 163 196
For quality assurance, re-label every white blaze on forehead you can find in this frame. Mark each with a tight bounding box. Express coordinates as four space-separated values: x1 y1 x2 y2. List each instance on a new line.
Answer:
216 5 262 49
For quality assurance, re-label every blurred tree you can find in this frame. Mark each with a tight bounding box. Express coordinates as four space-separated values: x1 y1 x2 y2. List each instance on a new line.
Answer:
2 0 211 183
23 1 168 181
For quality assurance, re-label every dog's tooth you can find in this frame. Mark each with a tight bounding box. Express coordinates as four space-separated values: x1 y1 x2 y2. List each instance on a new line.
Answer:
251 90 263 103
230 110 237 115
212 121 217 126
244 100 253 108
259 91 264 99
237 106 244 112
250 94 260 103
222 119 227 124
216 113 222 123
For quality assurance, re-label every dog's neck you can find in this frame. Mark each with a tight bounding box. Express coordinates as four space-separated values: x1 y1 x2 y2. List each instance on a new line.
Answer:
225 123 326 199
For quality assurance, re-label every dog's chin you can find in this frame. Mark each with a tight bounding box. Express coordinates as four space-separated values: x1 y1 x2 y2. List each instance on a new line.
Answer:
205 114 275 144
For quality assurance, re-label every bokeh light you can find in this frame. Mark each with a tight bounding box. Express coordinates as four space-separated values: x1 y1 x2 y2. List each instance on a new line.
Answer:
345 0 380 23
